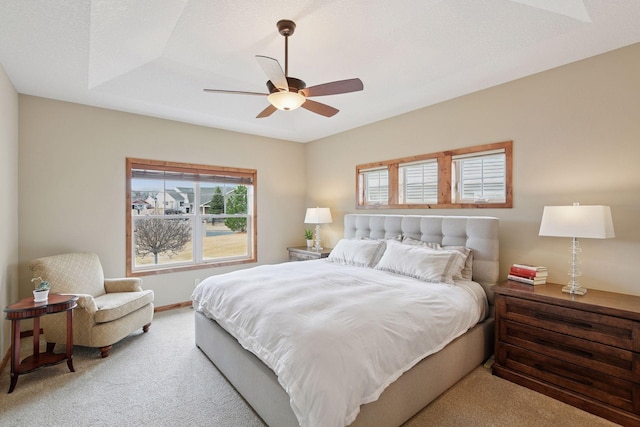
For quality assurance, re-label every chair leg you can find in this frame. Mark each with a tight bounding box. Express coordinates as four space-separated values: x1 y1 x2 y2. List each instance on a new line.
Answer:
143 323 151 333
99 345 112 358
46 342 56 353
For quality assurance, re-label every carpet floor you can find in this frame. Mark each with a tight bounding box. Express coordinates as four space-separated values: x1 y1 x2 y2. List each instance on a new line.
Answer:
0 307 619 426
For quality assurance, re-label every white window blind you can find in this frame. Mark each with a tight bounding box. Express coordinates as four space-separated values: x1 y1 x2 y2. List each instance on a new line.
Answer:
399 159 438 204
356 141 511 209
131 169 253 185
361 168 389 205
453 150 506 202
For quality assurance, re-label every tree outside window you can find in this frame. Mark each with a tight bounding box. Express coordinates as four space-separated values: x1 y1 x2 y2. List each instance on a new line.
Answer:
224 185 248 232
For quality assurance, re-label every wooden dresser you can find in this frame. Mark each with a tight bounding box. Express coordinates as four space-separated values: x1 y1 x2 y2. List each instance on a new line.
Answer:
493 281 640 427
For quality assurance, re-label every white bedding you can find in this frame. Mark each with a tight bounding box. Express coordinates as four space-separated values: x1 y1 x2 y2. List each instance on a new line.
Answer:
192 259 487 427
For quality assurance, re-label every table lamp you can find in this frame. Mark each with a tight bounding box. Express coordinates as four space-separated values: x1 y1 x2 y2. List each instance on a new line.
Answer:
304 207 332 251
538 203 615 295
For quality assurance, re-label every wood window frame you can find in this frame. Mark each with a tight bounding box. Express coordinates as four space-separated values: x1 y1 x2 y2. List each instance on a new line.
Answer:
126 158 258 276
356 141 512 209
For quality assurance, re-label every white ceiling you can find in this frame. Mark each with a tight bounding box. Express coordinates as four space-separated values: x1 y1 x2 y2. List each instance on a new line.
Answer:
1 1 640 143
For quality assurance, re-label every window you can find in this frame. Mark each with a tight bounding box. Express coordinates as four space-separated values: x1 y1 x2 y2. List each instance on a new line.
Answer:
452 150 506 203
358 167 389 206
356 141 512 209
126 158 257 276
399 159 438 204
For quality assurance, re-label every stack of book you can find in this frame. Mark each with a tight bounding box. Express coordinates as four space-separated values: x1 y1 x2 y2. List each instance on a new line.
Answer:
507 263 548 285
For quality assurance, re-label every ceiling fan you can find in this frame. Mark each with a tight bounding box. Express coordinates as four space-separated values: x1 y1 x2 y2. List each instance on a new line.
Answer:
203 19 364 118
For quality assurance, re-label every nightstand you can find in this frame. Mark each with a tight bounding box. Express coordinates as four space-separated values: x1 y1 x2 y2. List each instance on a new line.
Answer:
492 281 640 426
4 294 78 393
286 246 332 261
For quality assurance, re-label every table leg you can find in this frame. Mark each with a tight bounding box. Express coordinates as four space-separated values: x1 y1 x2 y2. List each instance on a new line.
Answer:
8 319 20 393
66 309 74 372
32 317 40 362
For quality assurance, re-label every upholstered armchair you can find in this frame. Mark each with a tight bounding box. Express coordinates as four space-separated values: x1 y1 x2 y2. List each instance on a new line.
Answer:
29 252 154 358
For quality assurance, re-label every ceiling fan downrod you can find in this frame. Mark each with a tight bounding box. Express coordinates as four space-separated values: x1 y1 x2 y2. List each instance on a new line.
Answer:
277 20 296 77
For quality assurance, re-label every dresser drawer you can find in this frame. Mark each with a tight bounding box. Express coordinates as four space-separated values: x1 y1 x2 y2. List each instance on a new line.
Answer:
500 295 638 351
498 319 640 381
498 343 640 414
287 247 331 262
289 252 318 261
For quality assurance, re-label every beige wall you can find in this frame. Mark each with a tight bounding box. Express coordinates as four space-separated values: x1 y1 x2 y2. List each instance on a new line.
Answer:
306 43 640 297
18 97 306 307
0 63 19 356
11 41 640 338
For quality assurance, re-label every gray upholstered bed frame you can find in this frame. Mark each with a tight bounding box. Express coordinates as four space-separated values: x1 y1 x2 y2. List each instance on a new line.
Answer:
194 214 500 426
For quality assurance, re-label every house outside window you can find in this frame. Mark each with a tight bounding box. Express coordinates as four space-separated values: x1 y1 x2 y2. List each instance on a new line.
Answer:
126 158 257 276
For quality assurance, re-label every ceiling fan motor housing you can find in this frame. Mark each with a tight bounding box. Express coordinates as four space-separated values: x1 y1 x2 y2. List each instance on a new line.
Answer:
267 77 306 94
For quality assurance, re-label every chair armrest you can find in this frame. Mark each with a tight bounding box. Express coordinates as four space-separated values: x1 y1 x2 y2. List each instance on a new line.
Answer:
104 277 143 293
74 293 98 314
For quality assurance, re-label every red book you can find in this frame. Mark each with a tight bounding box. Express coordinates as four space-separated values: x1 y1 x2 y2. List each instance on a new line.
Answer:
510 266 548 278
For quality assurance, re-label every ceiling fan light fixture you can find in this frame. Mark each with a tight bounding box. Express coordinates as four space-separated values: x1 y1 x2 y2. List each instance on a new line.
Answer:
267 91 305 111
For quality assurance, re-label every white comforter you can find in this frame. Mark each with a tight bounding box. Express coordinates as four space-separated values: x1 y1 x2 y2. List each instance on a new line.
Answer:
192 259 487 427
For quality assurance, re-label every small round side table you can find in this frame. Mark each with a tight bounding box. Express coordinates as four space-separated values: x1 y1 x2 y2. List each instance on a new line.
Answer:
4 293 78 393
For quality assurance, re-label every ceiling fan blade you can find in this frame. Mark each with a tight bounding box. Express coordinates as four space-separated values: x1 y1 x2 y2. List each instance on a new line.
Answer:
256 104 278 118
203 89 267 96
256 55 288 92
301 78 363 97
301 99 339 117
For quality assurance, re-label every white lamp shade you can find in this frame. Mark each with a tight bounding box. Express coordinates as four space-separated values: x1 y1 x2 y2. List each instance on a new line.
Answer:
539 205 615 239
304 207 332 224
267 91 306 111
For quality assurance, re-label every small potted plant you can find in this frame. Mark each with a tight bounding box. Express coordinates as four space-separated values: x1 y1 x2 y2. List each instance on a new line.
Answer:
31 276 51 302
304 229 314 248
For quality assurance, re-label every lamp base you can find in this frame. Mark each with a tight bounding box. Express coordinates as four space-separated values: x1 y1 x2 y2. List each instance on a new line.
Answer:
314 224 323 251
562 284 587 295
563 236 587 295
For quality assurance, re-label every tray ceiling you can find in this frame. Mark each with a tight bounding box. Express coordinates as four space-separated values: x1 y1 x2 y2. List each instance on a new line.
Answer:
1 0 639 142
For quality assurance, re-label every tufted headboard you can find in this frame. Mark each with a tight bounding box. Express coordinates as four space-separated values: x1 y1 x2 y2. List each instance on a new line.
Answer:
344 214 500 304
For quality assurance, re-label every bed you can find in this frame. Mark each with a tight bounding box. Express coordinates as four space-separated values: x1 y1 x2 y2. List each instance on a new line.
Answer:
193 214 499 427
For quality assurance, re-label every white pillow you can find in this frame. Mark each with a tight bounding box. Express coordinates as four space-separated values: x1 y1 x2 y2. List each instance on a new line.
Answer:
443 246 473 280
359 234 402 242
401 236 441 249
400 238 472 280
327 239 386 268
374 240 466 284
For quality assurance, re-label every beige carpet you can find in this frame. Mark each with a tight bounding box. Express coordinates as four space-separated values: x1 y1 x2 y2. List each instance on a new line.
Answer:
0 307 619 426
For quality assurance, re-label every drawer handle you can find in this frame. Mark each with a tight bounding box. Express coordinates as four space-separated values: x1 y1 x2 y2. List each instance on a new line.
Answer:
534 339 593 359
534 313 593 329
534 363 593 386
